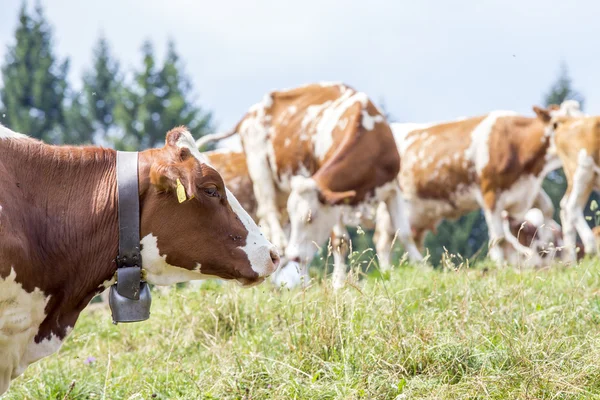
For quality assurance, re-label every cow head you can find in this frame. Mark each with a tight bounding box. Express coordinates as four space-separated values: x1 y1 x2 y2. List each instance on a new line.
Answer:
534 100 586 138
285 176 353 263
139 127 280 287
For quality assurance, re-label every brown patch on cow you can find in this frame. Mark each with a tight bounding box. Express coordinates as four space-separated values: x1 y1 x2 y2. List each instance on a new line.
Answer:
313 97 400 204
482 116 549 210
401 116 485 202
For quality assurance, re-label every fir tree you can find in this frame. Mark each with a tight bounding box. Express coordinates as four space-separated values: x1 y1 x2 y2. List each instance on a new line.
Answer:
114 39 213 150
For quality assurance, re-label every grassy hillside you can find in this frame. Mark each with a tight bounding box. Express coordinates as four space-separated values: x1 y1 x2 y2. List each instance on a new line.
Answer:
5 257 600 399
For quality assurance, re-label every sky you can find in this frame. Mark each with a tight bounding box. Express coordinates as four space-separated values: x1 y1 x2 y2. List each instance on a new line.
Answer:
1 0 599 134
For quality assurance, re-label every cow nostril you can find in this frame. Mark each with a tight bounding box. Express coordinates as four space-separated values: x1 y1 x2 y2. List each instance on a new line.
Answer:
270 248 281 269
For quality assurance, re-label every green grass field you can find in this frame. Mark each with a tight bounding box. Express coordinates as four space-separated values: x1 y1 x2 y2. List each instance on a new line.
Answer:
5 254 600 399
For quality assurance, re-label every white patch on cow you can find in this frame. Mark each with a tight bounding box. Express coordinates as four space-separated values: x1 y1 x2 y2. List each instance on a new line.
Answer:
0 123 27 140
375 181 423 261
287 105 298 114
140 234 218 285
238 101 289 251
523 208 545 227
553 100 586 117
16 327 72 378
0 268 51 395
361 110 384 131
465 110 519 174
227 187 279 277
312 91 369 160
301 101 333 132
497 175 543 220
563 149 597 254
284 138 291 147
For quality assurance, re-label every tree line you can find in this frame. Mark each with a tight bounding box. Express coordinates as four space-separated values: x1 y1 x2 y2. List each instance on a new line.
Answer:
0 2 591 267
0 2 213 149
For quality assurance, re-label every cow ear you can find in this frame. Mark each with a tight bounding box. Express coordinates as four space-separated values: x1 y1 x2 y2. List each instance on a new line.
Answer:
319 188 356 205
533 106 551 123
149 150 197 202
165 126 191 147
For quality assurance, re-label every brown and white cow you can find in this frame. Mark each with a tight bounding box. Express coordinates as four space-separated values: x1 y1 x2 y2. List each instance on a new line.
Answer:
218 82 422 272
535 105 600 261
387 100 582 265
0 124 279 395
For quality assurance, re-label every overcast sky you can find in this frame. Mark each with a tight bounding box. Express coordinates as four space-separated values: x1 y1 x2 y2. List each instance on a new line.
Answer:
1 0 598 133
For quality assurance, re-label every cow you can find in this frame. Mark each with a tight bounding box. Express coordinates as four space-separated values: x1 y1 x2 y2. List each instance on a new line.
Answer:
213 82 423 271
535 105 600 262
386 100 583 266
0 124 279 395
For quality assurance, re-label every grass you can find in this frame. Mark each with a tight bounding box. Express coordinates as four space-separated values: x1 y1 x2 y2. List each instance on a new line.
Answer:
5 254 600 399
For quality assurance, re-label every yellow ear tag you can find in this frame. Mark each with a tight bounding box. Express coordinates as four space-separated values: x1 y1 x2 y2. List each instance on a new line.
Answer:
176 178 187 203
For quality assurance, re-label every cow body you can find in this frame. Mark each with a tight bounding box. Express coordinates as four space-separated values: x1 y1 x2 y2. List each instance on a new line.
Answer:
540 110 600 261
228 82 422 274
390 106 575 264
0 124 278 394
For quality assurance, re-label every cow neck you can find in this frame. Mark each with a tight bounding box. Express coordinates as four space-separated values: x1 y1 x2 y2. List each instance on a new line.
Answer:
107 151 152 324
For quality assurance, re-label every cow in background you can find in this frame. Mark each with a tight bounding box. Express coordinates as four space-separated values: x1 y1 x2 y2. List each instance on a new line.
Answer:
386 100 582 266
535 104 600 262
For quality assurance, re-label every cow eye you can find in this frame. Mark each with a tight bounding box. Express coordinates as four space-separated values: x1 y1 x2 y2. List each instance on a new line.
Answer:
204 186 220 198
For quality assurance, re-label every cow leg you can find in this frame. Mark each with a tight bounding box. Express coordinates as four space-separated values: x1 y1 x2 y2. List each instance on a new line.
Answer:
384 184 423 262
244 154 287 252
500 211 536 263
485 210 506 265
559 192 577 262
331 222 350 290
373 201 393 271
562 156 596 260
